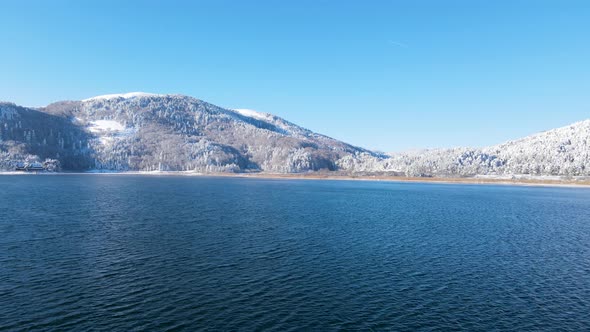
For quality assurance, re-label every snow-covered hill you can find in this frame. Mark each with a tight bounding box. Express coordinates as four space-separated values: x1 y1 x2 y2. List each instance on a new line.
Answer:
1 93 589 177
341 120 590 177
0 102 92 170
487 120 590 176
2 93 376 172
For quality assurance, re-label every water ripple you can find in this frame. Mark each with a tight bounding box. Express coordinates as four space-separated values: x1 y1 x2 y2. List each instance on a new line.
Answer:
1 176 590 331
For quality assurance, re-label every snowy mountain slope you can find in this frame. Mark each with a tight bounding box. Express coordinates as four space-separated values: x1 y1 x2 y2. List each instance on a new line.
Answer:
373 120 590 177
0 102 92 170
2 93 589 177
486 120 590 175
2 93 377 172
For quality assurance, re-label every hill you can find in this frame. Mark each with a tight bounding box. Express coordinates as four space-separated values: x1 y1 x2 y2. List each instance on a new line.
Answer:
1 93 378 172
2 93 589 178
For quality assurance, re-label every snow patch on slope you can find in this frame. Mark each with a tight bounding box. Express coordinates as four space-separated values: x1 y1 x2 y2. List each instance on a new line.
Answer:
87 120 135 145
88 120 125 133
231 108 307 137
83 92 162 102
233 108 272 121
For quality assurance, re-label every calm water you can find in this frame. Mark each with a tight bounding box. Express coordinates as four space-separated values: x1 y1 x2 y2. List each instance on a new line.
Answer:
1 175 590 331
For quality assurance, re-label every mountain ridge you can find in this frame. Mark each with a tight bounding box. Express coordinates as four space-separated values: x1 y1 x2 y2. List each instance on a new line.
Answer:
2 93 378 173
1 93 589 177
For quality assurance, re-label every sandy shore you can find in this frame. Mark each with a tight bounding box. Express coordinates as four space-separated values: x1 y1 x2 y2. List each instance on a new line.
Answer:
3 170 590 188
202 172 590 188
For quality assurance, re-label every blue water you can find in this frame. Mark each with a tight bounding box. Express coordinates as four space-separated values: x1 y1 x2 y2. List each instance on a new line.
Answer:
1 175 590 331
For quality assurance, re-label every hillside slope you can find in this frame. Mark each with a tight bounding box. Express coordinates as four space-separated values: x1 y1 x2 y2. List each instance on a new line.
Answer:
2 93 589 177
0 102 92 170
374 120 590 177
2 93 377 172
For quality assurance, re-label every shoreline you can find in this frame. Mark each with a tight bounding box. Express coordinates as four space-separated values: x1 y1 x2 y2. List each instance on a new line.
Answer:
2 170 590 188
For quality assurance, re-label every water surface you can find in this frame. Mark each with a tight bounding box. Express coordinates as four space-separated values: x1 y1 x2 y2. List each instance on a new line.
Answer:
1 175 590 331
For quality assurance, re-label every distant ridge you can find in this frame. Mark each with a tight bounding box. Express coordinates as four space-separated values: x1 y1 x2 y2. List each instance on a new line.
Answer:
81 92 164 102
1 93 589 177
380 119 590 177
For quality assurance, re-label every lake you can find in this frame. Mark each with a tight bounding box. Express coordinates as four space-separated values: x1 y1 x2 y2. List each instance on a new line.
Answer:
1 175 590 331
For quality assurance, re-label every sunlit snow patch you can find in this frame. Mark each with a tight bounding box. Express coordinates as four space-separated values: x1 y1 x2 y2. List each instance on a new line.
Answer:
87 120 134 145
88 120 125 133
233 109 272 121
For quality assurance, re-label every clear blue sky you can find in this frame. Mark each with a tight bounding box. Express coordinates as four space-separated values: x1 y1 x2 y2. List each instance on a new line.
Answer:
1 0 589 151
